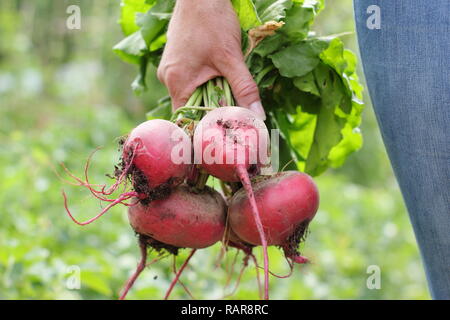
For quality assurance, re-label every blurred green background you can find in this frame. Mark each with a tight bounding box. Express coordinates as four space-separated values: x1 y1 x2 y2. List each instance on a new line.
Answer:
0 0 429 299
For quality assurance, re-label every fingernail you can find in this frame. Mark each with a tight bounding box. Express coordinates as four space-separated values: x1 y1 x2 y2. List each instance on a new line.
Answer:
249 101 266 120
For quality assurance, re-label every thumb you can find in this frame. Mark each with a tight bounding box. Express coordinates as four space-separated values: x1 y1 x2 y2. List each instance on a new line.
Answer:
220 60 266 120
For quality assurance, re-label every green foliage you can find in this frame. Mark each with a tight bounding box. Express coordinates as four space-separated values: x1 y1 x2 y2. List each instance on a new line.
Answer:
245 1 364 176
269 40 329 78
114 0 365 176
231 0 261 30
119 0 152 36
114 0 174 93
255 0 293 23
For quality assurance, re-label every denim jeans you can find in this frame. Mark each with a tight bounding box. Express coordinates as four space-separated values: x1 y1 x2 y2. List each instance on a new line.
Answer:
353 1 450 299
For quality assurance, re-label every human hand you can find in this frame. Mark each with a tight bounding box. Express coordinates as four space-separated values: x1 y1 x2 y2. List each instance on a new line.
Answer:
157 0 265 119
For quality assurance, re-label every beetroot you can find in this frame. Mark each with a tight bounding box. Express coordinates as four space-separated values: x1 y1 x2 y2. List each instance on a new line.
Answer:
193 107 269 182
63 82 321 301
228 171 319 260
123 119 192 196
128 185 227 249
63 119 193 226
193 106 272 299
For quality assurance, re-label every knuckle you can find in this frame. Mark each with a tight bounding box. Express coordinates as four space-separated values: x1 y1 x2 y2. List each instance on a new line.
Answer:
157 63 183 86
213 45 241 67
233 78 258 98
156 66 164 83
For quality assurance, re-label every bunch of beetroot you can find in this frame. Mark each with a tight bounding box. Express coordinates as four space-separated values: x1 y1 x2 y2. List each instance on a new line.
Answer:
62 78 319 300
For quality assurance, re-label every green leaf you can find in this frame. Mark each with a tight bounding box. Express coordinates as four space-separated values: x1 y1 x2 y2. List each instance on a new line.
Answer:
137 12 167 46
258 70 278 88
280 2 315 41
231 0 262 30
131 55 149 94
293 71 319 96
146 96 172 120
149 33 167 51
131 74 145 93
318 38 364 113
137 0 174 46
304 101 344 176
319 38 363 99
313 62 347 113
304 0 325 13
343 48 357 75
119 0 153 36
255 0 292 22
253 33 288 57
113 31 147 65
254 64 275 84
273 107 316 163
269 39 328 78
147 0 175 20
271 77 300 114
319 37 348 75
328 122 363 168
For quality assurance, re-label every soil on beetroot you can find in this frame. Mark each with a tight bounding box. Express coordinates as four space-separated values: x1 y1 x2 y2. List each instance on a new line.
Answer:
129 166 177 205
139 233 181 255
112 139 179 205
111 138 185 256
283 219 311 257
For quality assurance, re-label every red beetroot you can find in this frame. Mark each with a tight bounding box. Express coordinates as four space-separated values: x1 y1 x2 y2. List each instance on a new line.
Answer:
228 171 319 259
123 119 192 191
63 119 192 226
193 106 271 299
128 185 227 249
193 107 269 182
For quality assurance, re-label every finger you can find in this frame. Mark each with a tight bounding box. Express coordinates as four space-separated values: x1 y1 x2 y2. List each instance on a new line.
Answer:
219 59 265 120
171 84 198 111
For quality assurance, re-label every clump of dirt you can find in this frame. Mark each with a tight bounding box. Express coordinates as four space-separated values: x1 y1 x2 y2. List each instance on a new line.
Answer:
111 138 177 205
130 166 178 205
139 233 180 255
283 220 310 257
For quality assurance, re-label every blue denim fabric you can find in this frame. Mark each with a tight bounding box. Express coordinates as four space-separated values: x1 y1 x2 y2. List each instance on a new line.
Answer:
353 1 450 299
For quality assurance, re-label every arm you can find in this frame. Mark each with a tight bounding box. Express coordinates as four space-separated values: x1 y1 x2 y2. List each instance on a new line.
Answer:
157 0 265 119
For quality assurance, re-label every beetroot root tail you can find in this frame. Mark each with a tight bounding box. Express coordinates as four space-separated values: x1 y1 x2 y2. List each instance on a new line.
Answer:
172 256 196 300
119 236 148 300
248 252 263 299
62 190 138 226
236 165 269 300
290 254 310 264
164 249 197 300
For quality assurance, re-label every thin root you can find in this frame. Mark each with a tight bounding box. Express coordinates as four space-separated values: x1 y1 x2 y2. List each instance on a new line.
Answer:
172 256 196 300
164 249 197 300
63 190 138 226
236 166 270 300
119 236 148 300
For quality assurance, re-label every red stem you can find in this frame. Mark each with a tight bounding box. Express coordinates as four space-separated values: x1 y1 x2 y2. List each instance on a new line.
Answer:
119 238 147 300
236 165 269 300
63 190 138 226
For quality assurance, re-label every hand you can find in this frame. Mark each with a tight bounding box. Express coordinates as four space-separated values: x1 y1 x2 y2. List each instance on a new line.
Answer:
157 0 265 119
